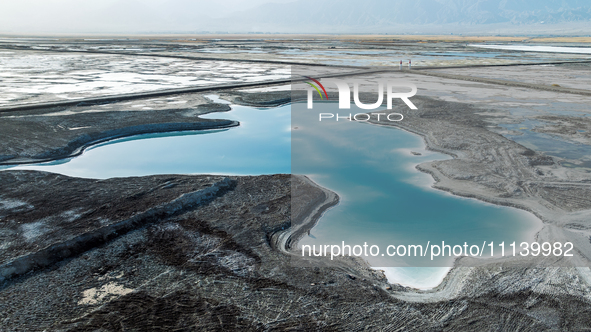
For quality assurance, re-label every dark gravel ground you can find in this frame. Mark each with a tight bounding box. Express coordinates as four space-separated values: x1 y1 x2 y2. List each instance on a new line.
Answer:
1 172 590 331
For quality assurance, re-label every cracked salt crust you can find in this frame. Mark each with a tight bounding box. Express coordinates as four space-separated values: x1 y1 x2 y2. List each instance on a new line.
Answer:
0 52 290 105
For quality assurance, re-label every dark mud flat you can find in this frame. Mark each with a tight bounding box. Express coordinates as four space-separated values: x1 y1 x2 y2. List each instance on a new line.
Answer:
0 171 234 280
1 171 591 331
0 171 384 330
0 103 233 165
0 90 295 166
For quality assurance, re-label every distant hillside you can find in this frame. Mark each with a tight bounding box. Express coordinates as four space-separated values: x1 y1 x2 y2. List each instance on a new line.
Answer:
224 0 591 32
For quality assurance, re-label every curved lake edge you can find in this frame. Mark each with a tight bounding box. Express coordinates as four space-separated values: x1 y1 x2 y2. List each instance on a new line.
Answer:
0 89 296 167
356 119 547 293
369 119 547 225
0 120 239 167
274 174 340 254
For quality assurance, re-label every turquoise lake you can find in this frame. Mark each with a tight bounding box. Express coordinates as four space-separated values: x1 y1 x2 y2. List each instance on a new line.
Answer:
7 100 542 289
293 102 541 288
8 104 291 178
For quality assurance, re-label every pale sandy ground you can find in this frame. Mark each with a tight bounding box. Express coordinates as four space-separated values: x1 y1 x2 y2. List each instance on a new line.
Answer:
435 64 591 90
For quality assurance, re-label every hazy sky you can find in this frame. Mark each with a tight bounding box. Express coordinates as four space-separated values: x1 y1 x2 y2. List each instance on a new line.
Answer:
0 0 294 33
1 0 590 34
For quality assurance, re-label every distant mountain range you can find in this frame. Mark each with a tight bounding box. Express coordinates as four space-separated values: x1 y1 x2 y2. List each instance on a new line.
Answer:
1 0 591 34
223 0 591 33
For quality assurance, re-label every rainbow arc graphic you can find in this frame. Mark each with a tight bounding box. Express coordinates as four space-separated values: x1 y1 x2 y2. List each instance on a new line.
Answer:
304 76 329 100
